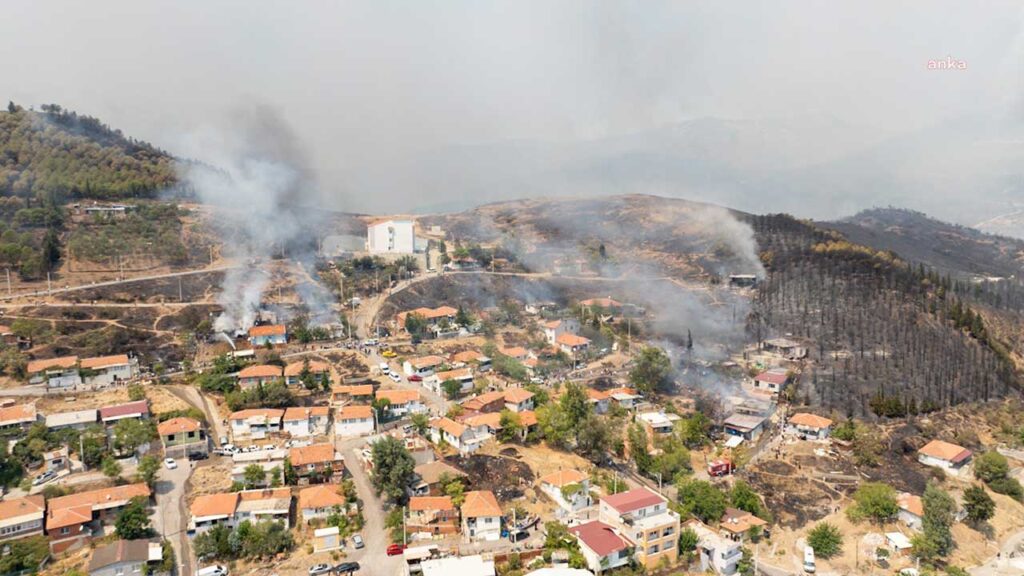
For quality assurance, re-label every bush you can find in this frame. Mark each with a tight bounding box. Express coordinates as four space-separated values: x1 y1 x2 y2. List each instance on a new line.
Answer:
848 482 898 523
988 477 1024 501
975 451 1009 483
807 523 843 559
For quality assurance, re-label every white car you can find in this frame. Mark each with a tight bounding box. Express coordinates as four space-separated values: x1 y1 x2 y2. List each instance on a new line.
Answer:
164 458 178 470
389 372 402 383
803 546 816 573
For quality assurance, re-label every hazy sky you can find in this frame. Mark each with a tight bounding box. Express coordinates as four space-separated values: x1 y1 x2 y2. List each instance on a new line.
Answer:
4 1 1024 223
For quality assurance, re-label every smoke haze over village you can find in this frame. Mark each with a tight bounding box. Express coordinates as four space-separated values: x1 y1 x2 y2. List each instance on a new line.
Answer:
4 1 1024 233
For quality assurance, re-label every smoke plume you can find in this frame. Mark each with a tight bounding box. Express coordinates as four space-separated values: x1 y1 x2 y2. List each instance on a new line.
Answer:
178 105 327 331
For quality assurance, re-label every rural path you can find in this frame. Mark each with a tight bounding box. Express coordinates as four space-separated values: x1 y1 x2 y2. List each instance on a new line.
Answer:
166 384 228 446
969 527 1024 575
0 264 237 302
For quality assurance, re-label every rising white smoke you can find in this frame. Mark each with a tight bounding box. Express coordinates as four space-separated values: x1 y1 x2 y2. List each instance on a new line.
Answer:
177 105 324 331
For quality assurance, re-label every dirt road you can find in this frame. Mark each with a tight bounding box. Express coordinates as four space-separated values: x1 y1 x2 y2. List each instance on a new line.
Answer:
0 264 237 302
166 385 228 446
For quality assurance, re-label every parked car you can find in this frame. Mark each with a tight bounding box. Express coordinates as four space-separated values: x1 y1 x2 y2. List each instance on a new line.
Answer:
197 566 229 576
334 562 360 573
308 564 332 575
187 452 208 461
164 458 178 470
32 470 56 486
408 375 422 382
382 350 397 358
351 534 364 549
386 544 406 556
389 372 401 383
803 546 816 573
219 436 228 445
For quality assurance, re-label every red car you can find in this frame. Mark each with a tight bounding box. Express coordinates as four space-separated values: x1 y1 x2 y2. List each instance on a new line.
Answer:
408 375 422 382
386 544 406 556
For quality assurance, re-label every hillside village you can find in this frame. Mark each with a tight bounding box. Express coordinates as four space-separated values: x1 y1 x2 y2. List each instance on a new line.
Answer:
0 210 1017 576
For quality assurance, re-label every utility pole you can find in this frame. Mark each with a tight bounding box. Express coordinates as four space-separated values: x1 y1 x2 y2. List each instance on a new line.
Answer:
5 269 9 296
209 245 214 265
46 272 51 295
178 277 183 302
79 434 85 471
402 506 407 546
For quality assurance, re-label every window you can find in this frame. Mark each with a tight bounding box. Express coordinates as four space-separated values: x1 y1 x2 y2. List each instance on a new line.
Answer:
60 527 70 535
647 530 659 541
647 544 659 555
662 527 675 537
662 539 675 549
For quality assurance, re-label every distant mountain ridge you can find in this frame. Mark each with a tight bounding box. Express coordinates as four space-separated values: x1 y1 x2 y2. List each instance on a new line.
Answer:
823 207 1024 279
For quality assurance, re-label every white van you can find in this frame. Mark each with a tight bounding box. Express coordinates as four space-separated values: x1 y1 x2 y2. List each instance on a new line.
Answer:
378 362 390 374
197 566 229 576
803 546 816 573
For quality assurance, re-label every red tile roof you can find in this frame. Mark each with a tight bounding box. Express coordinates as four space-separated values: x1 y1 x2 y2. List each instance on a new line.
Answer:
289 443 340 467
601 487 665 514
80 354 130 370
249 324 286 337
569 521 633 556
755 369 789 385
26 356 78 374
99 400 149 420
157 417 201 435
238 364 284 379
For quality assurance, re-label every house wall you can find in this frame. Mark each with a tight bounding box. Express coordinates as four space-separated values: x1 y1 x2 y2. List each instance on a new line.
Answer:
0 517 43 541
463 515 501 540
83 362 138 388
336 418 374 437
367 221 417 254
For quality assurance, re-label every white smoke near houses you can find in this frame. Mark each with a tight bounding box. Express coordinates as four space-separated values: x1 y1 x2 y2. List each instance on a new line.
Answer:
177 105 326 332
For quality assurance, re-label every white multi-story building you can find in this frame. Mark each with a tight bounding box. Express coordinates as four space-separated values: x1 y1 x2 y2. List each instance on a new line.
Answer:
367 219 419 254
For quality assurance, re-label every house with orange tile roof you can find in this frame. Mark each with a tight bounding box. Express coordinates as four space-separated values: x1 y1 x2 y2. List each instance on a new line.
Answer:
461 491 502 541
0 403 39 431
402 355 447 378
543 318 581 345
786 413 833 440
284 359 332 387
79 354 139 387
424 368 473 396
580 297 623 311
335 405 375 437
719 507 769 543
450 350 492 371
298 484 354 523
539 469 591 512
330 384 375 406
429 417 489 454
502 388 535 413
288 443 345 484
189 488 292 533
0 495 45 542
375 389 426 417
47 483 150 553
283 406 330 437
236 364 284 390
460 391 505 414
408 496 459 536
498 346 529 361
27 355 80 389
396 306 458 334
248 324 287 346
606 387 642 410
228 408 284 440
157 417 207 458
918 439 972 472
555 333 591 355
585 388 611 414
897 492 924 531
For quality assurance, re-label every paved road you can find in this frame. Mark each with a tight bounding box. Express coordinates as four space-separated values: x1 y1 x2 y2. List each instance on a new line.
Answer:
335 436 403 576
155 459 194 576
